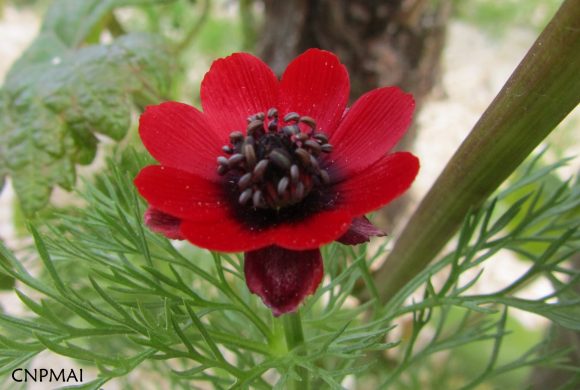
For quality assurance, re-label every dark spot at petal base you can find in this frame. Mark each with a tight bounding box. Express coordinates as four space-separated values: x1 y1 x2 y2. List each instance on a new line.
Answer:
244 246 323 316
144 207 184 240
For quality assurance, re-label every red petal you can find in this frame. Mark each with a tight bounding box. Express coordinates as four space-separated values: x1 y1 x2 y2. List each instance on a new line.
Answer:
275 210 352 250
144 207 184 240
134 165 227 221
139 102 222 181
180 210 352 253
279 49 349 135
337 216 386 245
338 152 420 216
327 87 415 180
200 53 279 140
244 246 323 316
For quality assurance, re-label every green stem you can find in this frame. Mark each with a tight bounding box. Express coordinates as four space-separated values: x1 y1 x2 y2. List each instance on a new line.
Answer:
282 311 310 390
375 0 580 303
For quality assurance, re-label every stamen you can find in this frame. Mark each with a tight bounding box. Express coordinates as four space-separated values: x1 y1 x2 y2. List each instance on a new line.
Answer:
247 120 264 135
228 153 244 168
217 107 333 209
253 190 264 208
269 149 291 170
304 140 322 155
313 133 328 143
239 188 253 205
295 148 310 166
295 133 309 142
283 112 300 122
290 164 299 183
253 159 269 181
238 172 253 189
299 116 316 129
230 131 244 144
277 176 289 195
321 144 333 153
243 143 256 169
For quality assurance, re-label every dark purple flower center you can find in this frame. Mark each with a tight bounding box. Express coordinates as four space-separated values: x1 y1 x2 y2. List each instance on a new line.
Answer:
217 108 333 210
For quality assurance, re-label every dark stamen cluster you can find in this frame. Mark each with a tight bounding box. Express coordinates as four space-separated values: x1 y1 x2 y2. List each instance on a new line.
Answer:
217 108 333 209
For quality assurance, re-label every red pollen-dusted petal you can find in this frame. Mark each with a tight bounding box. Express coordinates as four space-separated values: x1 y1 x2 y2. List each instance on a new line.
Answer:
180 217 270 253
279 49 349 135
337 152 420 216
180 210 352 253
244 246 323 316
326 87 415 180
337 216 386 245
139 102 222 181
144 207 184 240
200 53 279 140
275 210 352 250
134 165 227 221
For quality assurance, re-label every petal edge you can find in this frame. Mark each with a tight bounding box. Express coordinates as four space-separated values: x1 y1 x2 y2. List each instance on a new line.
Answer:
244 246 323 316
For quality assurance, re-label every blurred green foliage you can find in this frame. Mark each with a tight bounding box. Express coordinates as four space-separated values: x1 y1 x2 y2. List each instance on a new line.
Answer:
0 0 175 216
454 0 563 36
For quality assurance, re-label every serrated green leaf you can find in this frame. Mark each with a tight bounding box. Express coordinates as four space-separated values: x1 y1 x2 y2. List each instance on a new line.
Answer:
0 0 174 215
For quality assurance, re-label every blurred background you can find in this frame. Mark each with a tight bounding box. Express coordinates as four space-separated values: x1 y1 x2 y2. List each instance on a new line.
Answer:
0 0 578 388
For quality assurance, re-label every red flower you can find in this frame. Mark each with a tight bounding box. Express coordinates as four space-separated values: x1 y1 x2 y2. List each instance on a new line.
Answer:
134 49 419 316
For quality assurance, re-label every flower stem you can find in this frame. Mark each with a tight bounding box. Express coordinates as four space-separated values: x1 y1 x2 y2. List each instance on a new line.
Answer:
374 0 580 303
282 311 310 390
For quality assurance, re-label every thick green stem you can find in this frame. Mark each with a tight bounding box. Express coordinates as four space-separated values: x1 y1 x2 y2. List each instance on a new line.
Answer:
282 311 310 390
376 0 580 303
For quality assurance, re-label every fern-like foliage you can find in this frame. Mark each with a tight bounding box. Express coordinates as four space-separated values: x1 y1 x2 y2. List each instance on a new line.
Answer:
0 149 578 389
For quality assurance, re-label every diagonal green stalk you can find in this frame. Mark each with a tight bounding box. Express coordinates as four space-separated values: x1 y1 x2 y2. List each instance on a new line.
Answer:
282 311 310 390
376 0 580 303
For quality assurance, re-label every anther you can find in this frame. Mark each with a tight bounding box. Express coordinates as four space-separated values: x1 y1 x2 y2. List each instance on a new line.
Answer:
239 188 253 205
304 140 321 155
309 155 320 171
253 159 269 181
282 125 299 136
313 134 328 143
228 153 244 168
268 119 278 132
295 133 309 142
290 164 299 183
269 149 291 170
277 176 289 195
267 108 278 118
217 156 229 166
320 169 330 185
238 172 253 189
293 182 305 201
229 131 244 144
222 145 233 154
243 143 256 169
247 112 265 122
321 144 333 153
295 148 311 166
247 120 264 135
253 190 263 208
217 165 228 175
299 116 316 129
283 112 300 122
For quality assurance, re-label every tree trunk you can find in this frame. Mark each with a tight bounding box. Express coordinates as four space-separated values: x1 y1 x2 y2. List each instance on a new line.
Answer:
258 0 452 229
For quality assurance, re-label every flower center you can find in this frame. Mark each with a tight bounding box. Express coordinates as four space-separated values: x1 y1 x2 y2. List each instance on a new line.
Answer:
217 108 333 210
